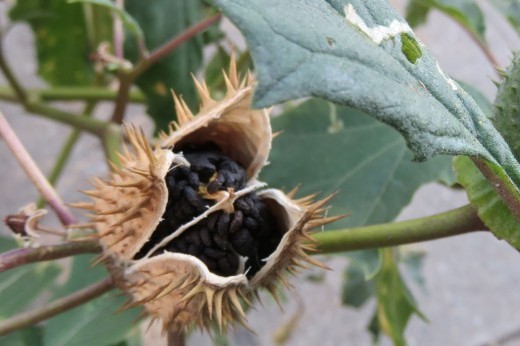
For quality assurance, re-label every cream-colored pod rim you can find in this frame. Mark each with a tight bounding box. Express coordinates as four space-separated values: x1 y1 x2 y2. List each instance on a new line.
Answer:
249 189 342 292
75 126 185 261
159 56 271 181
122 252 250 333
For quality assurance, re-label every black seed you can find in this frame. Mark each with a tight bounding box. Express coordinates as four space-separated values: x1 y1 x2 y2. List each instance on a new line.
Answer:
183 186 200 207
200 227 212 246
135 146 282 279
218 257 234 276
187 244 200 256
229 211 243 233
213 233 229 250
204 247 226 259
186 231 201 247
187 172 200 187
217 213 230 235
230 228 254 256
244 216 258 230
207 212 219 230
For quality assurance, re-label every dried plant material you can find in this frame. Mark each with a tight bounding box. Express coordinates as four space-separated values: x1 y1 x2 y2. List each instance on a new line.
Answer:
77 57 341 334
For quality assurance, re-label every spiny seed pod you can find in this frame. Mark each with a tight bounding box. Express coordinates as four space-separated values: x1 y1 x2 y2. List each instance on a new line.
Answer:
75 57 342 334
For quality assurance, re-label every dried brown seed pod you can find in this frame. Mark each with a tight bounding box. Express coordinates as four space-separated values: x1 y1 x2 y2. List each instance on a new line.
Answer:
76 57 342 334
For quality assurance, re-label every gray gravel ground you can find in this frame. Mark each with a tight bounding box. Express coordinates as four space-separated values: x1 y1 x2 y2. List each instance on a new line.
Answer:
2 1 520 345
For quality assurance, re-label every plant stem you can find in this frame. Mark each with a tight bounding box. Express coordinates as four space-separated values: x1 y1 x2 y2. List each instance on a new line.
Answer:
110 12 222 124
0 240 101 273
0 86 145 103
472 158 520 222
0 37 27 104
0 278 113 336
102 123 123 167
37 102 98 208
0 113 77 226
131 13 222 78
313 204 486 254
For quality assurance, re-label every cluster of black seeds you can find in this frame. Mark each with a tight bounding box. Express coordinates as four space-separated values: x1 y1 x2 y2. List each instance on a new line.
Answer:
134 144 282 278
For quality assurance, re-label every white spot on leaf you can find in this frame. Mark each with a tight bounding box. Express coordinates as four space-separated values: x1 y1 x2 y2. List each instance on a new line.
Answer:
344 4 412 44
436 62 458 90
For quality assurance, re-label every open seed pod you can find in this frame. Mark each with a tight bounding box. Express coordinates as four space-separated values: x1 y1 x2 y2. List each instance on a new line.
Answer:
77 58 341 334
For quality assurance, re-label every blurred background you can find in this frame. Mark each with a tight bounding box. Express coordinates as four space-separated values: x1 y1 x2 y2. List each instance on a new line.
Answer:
1 0 520 345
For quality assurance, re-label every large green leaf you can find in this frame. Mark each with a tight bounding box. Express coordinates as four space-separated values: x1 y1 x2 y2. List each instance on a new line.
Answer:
214 0 520 193
454 156 520 248
0 237 61 319
494 52 520 161
405 0 486 43
0 326 44 346
488 0 520 37
9 0 94 85
44 255 140 346
124 0 213 132
261 99 454 228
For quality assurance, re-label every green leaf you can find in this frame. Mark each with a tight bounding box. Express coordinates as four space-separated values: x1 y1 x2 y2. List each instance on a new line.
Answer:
454 156 520 248
44 255 140 346
124 0 214 132
341 250 379 308
374 248 425 346
494 52 520 161
400 250 426 290
68 0 144 45
458 81 493 119
214 0 520 193
0 237 61 318
405 0 486 43
342 264 374 308
488 0 520 37
0 326 44 346
405 2 429 27
9 0 94 85
261 99 454 228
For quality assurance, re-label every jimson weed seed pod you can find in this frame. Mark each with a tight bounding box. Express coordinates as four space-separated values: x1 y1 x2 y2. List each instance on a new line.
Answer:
76 59 341 333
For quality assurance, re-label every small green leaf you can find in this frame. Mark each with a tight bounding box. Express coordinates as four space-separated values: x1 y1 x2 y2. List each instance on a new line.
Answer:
494 52 520 161
374 248 425 346
454 156 520 248
68 0 144 44
342 264 374 308
405 0 486 43
9 0 94 85
0 237 61 319
488 0 520 37
44 255 140 346
400 250 426 290
400 33 422 64
261 99 455 228
215 0 520 194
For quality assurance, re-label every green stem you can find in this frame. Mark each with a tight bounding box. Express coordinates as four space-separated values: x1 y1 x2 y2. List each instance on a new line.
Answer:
26 102 108 137
36 102 98 208
0 278 113 336
0 240 101 273
0 86 145 103
313 205 486 254
102 123 123 167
